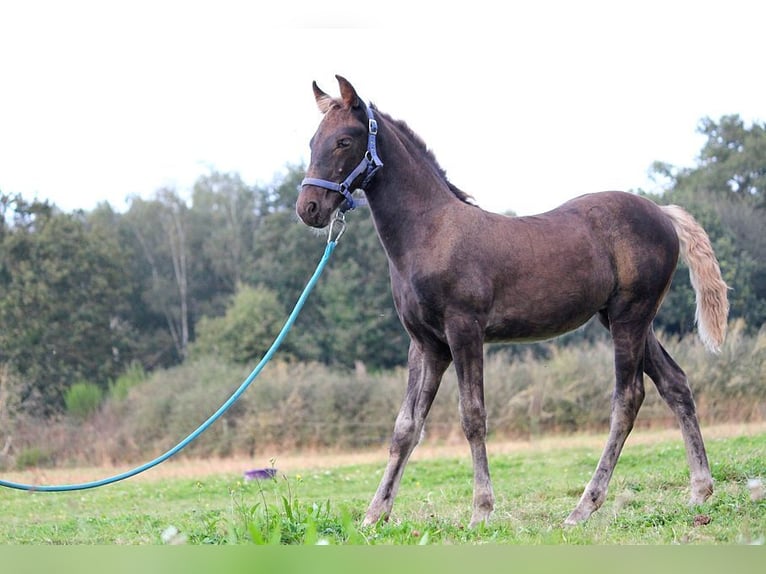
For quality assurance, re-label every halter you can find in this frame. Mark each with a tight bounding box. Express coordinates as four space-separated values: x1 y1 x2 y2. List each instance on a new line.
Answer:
301 103 383 212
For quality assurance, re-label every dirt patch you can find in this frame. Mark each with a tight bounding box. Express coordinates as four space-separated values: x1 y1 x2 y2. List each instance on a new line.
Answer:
6 421 765 486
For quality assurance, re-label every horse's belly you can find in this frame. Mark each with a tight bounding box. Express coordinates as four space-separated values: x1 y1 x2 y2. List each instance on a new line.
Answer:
484 316 593 342
484 295 603 343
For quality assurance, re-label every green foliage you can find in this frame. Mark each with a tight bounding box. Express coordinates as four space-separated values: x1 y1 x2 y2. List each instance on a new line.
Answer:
646 115 766 337
697 115 766 202
64 381 104 420
0 205 133 414
3 166 391 418
108 361 147 401
192 284 286 364
190 171 260 294
14 446 53 470
652 115 766 203
211 475 359 545
245 170 407 370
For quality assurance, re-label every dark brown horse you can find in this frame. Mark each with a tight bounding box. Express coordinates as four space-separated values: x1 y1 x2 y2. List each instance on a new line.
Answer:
296 76 729 527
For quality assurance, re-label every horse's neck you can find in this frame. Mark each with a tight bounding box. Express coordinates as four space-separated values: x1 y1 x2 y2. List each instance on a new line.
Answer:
365 161 456 263
362 117 461 262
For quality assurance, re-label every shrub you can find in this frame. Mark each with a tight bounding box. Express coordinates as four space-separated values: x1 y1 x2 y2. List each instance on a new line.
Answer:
8 321 765 467
15 446 53 470
109 361 147 401
64 381 104 420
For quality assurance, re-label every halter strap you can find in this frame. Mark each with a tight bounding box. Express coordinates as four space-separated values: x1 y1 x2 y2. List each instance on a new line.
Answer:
301 103 383 212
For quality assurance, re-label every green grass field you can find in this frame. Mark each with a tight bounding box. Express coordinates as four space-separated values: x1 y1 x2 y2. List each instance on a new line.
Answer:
1 429 764 545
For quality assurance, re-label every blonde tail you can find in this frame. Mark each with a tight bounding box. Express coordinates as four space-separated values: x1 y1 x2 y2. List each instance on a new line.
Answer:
661 205 730 353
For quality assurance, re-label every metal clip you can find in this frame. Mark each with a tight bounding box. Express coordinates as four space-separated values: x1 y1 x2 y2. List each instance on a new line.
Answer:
368 118 378 135
327 211 347 244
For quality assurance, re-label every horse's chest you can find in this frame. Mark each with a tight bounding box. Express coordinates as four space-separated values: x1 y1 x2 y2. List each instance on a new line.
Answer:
393 277 442 318
389 272 443 329
392 267 493 337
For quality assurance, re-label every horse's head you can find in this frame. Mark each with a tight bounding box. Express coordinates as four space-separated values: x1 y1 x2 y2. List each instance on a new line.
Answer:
296 75 380 228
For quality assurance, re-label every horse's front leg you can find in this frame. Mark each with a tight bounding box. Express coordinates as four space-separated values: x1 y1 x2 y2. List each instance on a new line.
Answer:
447 322 494 527
363 341 451 526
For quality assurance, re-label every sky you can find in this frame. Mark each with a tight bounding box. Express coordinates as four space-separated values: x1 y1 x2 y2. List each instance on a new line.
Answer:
1 1 764 217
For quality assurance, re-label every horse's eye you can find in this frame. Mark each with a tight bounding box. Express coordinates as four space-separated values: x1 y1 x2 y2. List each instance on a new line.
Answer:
336 138 351 149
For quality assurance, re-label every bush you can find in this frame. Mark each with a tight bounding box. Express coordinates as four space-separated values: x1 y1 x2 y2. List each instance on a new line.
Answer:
64 381 104 420
7 321 765 467
109 361 147 401
15 446 53 470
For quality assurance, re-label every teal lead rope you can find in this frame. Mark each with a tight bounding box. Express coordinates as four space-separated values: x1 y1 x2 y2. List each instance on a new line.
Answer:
0 238 339 492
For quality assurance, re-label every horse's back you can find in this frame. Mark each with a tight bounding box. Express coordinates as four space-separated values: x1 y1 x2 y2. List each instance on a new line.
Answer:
511 191 679 264
476 191 680 341
559 191 680 282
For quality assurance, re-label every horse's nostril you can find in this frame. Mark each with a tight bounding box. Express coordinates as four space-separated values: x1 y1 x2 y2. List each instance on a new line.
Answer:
307 201 318 216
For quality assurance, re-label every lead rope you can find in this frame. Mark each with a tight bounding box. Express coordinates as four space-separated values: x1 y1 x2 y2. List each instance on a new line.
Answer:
0 224 344 492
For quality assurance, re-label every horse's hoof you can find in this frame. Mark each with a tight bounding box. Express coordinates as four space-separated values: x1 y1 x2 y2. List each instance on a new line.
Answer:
468 510 492 529
690 479 714 505
563 507 592 527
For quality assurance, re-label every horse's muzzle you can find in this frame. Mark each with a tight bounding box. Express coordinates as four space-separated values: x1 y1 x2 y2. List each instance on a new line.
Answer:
296 186 338 228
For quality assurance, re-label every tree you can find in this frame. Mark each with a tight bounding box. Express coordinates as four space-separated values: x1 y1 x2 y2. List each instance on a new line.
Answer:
246 168 408 369
86 202 177 371
190 171 260 294
0 206 132 414
697 116 766 202
652 115 766 205
192 284 285 364
647 115 766 335
124 190 192 361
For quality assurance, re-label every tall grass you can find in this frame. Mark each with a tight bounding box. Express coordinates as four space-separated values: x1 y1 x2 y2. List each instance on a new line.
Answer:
1 321 764 469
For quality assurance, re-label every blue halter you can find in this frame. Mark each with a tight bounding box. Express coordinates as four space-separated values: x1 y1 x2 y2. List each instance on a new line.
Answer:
301 103 383 212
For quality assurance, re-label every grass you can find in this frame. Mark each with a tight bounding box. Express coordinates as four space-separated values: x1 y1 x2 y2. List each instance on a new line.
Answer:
0 429 764 545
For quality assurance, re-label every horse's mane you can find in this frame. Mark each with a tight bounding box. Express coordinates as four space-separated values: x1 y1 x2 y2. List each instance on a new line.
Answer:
370 104 477 206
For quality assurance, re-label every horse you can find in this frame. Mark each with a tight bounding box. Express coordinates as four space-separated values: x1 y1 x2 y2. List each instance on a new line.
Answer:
295 75 729 527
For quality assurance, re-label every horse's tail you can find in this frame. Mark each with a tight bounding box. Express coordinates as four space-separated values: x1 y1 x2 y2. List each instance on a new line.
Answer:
660 204 729 353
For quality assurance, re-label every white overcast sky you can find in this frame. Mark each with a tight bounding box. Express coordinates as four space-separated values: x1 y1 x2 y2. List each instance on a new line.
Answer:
0 1 763 216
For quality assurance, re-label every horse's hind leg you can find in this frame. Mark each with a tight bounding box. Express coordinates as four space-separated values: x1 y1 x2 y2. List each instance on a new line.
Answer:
363 341 451 526
644 329 713 504
564 321 647 525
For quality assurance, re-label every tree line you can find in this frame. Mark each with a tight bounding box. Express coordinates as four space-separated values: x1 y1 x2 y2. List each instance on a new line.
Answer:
1 115 764 417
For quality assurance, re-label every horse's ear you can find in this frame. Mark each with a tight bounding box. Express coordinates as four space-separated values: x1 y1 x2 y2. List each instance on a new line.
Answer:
313 81 334 113
336 75 360 109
